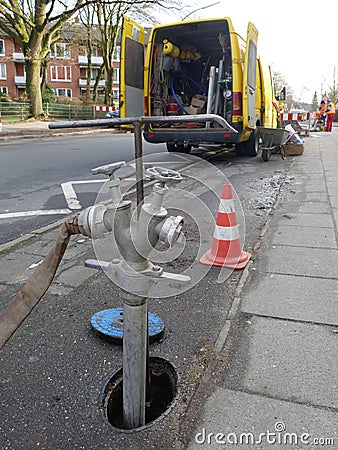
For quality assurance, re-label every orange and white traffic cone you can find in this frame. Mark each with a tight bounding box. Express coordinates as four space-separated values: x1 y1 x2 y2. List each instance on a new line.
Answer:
200 184 251 269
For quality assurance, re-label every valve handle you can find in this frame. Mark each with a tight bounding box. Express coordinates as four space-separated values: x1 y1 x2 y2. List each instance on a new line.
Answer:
146 166 182 183
92 161 126 179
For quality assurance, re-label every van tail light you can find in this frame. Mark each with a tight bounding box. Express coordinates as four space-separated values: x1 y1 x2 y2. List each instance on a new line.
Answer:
232 92 242 116
144 97 149 116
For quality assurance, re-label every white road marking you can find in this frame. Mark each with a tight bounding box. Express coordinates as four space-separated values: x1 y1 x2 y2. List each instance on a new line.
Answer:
61 182 84 210
60 178 136 210
61 179 107 209
0 209 72 219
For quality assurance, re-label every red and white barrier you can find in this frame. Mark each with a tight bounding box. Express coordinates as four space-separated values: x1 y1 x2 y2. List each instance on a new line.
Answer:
280 112 311 122
94 105 116 112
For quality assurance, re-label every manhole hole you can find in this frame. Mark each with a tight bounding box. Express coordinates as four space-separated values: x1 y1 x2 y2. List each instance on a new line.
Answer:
91 308 165 344
100 356 178 432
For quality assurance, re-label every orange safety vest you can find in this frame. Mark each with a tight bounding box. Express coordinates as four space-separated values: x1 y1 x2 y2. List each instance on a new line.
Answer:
320 102 327 114
327 101 335 115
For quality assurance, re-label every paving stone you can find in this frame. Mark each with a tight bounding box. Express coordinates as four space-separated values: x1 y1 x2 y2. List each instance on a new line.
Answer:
188 388 337 450
241 273 338 325
271 224 336 249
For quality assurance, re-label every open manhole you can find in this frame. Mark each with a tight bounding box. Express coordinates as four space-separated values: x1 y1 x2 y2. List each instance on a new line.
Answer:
100 356 178 431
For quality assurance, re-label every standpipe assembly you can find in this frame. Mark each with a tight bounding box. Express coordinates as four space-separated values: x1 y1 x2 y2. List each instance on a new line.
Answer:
0 115 236 428
78 161 189 429
0 160 188 429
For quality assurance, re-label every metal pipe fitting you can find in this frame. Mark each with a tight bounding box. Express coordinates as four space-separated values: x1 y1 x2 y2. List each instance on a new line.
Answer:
158 215 184 247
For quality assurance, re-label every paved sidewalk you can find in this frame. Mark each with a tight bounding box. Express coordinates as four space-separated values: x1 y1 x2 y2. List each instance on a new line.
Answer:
0 118 117 139
187 131 338 448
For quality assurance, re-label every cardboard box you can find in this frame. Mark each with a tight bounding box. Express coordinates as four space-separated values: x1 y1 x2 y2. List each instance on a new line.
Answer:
185 106 203 115
191 94 207 108
284 143 304 155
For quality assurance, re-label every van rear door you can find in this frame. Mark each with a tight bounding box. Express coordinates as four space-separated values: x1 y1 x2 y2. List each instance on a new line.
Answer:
120 17 145 118
243 22 258 129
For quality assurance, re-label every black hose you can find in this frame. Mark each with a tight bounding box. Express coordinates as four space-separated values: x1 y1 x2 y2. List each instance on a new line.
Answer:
0 215 81 349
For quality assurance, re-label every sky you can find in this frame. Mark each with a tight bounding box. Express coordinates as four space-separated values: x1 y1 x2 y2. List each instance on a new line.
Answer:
155 0 336 105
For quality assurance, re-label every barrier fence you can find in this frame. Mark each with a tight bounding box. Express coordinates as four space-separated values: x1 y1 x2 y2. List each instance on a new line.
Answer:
0 102 109 121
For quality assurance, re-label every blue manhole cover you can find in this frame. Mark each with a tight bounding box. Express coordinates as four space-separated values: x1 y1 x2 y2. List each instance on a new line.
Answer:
91 308 165 344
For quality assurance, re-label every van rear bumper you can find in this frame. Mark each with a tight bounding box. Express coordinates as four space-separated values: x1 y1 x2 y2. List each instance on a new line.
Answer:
144 129 241 146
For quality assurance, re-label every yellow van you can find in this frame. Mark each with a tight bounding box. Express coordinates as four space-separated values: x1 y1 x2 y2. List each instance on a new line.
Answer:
120 17 279 156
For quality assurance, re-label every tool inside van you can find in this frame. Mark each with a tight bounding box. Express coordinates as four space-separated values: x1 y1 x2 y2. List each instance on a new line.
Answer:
150 21 233 127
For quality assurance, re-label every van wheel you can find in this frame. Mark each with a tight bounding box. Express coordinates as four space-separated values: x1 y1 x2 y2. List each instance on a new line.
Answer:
235 130 259 157
245 129 259 157
166 143 191 154
235 142 246 156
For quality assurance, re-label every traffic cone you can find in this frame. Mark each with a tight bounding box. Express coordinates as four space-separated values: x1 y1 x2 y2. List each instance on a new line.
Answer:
200 184 251 269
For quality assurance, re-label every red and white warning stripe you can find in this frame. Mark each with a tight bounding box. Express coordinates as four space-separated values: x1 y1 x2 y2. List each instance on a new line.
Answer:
200 184 251 269
280 112 311 121
214 197 240 241
95 105 116 112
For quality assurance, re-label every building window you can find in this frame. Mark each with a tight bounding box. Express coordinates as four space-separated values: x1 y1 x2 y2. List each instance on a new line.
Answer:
113 68 119 83
50 66 71 81
0 63 6 79
54 88 72 97
90 67 101 79
50 42 70 59
92 45 98 57
84 45 98 57
0 40 4 55
113 89 119 104
113 46 120 61
0 86 8 94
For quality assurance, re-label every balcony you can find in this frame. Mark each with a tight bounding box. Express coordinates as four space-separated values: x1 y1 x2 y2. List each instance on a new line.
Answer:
78 55 104 67
14 75 26 86
12 52 25 62
79 78 105 87
14 75 43 86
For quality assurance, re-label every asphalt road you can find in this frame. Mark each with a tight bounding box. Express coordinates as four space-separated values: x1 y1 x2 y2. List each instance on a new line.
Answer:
0 131 292 246
0 133 166 244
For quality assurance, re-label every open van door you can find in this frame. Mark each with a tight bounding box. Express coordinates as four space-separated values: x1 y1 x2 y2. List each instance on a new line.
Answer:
120 17 145 118
243 22 258 129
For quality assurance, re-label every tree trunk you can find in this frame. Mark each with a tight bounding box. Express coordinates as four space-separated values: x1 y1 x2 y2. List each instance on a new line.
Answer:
104 67 114 106
85 56 93 104
93 64 104 103
25 48 44 118
41 58 48 92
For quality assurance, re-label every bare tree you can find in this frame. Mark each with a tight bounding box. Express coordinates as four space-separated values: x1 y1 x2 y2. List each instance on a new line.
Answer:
0 0 93 117
0 0 187 116
79 5 95 103
96 0 120 106
77 1 145 106
328 66 338 105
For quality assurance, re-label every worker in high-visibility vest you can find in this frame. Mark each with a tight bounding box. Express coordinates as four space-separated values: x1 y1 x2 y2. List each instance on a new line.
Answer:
312 108 321 129
319 100 327 130
319 100 327 116
325 100 336 132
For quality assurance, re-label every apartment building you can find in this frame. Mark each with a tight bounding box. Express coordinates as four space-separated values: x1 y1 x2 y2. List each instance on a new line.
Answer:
0 22 120 103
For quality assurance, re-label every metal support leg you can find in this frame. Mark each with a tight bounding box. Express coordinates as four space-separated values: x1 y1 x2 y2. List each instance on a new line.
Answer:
122 294 148 429
134 121 144 218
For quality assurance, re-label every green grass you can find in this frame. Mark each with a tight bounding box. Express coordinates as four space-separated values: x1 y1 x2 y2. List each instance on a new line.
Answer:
1 117 23 124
